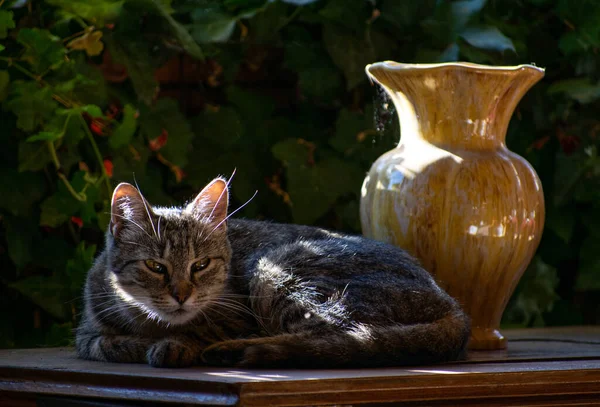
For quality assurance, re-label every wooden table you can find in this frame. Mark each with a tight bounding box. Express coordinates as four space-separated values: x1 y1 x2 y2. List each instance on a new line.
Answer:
1 327 599 406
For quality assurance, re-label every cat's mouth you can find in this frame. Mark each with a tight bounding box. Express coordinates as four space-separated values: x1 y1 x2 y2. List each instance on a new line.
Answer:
171 308 187 315
159 306 198 325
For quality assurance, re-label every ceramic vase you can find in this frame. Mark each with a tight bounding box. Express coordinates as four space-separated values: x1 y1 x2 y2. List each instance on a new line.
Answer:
360 62 545 350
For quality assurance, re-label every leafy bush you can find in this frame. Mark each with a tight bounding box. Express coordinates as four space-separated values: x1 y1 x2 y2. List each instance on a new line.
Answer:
0 0 599 347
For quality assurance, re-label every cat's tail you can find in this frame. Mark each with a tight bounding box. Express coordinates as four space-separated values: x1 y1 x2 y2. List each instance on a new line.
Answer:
202 309 471 368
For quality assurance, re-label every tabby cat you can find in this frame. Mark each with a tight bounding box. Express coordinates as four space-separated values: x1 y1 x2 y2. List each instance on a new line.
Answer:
76 177 470 368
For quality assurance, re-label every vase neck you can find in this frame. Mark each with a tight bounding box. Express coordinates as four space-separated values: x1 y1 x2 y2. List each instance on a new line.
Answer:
367 62 544 151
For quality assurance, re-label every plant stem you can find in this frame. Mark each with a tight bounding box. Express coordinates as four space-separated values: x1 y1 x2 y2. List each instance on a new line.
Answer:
0 57 47 84
74 16 88 29
47 141 60 170
276 6 302 33
46 140 87 202
57 173 87 202
79 114 112 198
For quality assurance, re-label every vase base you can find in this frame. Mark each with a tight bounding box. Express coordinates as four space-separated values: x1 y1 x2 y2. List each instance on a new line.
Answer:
468 328 507 350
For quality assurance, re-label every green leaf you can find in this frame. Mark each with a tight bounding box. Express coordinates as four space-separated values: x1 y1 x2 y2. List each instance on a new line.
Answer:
97 199 111 231
318 0 368 32
140 99 194 167
0 70 9 102
39 171 99 227
4 81 57 132
9 276 70 320
248 0 289 42
379 0 436 31
192 106 243 150
145 0 204 59
0 169 46 216
66 242 96 292
39 195 71 228
62 58 109 107
449 0 487 30
79 104 103 117
555 0 600 55
322 25 375 90
3 216 41 268
437 43 460 62
284 36 343 100
281 0 318 4
421 0 486 43
575 236 600 291
29 114 80 146
191 7 237 43
272 139 363 224
509 256 559 325
18 141 52 172
459 26 515 53
545 208 575 243
548 78 600 104
0 10 16 39
26 131 63 142
110 104 137 149
105 35 157 105
298 65 343 100
45 0 123 24
226 86 275 129
34 238 73 275
17 28 66 73
330 108 369 154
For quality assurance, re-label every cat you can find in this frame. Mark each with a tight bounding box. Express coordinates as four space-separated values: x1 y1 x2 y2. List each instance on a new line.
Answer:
75 177 470 368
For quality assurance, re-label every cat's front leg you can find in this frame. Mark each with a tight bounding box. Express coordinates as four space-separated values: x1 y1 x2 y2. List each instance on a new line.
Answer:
147 337 203 368
76 332 152 364
202 336 296 368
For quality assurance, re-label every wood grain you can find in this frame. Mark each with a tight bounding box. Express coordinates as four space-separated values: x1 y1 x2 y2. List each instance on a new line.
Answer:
0 327 599 406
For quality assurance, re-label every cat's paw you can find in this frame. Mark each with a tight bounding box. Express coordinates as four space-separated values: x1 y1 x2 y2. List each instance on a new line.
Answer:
147 339 197 368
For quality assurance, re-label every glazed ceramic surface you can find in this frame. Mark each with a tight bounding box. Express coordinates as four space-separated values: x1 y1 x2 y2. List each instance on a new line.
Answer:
360 62 545 350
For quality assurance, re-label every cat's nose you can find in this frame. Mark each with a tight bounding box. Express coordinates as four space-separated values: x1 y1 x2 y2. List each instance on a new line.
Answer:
171 284 192 305
172 292 190 305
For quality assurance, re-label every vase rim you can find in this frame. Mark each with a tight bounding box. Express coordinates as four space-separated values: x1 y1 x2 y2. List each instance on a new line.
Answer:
366 61 545 76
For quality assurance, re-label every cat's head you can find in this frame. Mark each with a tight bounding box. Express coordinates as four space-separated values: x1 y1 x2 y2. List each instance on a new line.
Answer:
106 178 232 326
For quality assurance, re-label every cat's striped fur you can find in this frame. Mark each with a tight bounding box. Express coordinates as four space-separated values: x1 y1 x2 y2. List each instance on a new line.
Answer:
76 178 470 368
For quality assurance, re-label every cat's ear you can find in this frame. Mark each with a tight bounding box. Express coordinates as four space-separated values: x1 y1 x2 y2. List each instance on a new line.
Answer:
110 182 152 237
185 178 229 224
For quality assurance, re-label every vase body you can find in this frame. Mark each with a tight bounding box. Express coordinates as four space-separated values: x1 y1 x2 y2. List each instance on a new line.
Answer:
360 62 545 350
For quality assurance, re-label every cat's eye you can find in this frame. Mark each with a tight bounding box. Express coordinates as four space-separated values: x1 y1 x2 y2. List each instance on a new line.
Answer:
192 258 211 273
144 259 167 274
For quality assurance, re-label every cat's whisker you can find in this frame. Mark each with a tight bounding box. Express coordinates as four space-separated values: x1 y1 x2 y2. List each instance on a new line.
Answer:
202 306 230 325
94 305 137 322
157 216 163 242
218 292 274 300
211 300 271 332
110 213 153 239
122 240 149 249
207 298 267 324
203 190 258 242
207 168 236 223
197 307 216 330
133 178 159 241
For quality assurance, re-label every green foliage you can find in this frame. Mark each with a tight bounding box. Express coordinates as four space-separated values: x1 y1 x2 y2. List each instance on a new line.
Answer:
0 10 15 38
1 0 599 347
